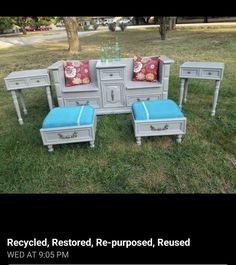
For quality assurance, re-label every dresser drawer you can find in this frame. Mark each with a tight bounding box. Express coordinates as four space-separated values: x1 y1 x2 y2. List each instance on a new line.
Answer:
28 76 49 86
6 78 28 89
100 68 124 80
63 97 101 108
126 94 162 107
201 69 221 79
180 68 200 77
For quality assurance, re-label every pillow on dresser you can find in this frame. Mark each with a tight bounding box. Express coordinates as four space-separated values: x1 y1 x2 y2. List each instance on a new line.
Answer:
132 56 160 82
64 60 91 87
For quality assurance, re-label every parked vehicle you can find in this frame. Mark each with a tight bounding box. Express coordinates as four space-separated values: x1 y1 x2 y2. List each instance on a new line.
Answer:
25 26 37 31
36 25 52 31
119 18 132 24
103 18 114 25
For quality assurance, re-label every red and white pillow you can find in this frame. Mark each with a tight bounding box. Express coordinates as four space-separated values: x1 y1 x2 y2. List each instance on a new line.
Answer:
64 60 90 87
132 56 160 82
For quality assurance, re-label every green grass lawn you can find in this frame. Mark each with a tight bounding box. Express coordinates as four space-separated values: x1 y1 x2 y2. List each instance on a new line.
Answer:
0 26 235 193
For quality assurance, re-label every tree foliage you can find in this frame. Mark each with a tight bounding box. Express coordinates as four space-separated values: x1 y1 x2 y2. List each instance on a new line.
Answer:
0 16 56 35
0 17 13 34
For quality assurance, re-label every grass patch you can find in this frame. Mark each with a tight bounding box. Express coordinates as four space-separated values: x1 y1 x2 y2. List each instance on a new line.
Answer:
0 27 236 193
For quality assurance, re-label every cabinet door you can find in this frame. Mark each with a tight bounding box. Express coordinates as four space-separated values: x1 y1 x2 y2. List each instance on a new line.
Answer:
102 82 124 108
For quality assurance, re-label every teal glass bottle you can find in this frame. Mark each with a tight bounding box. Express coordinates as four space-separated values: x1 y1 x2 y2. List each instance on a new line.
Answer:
114 39 120 61
99 45 106 63
107 41 113 62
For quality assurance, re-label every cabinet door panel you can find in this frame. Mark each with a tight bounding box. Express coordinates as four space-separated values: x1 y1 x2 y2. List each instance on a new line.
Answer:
102 82 125 108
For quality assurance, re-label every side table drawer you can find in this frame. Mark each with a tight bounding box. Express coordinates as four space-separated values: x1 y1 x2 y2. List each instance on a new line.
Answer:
100 68 124 80
180 68 200 77
28 76 49 86
201 69 222 79
6 78 28 89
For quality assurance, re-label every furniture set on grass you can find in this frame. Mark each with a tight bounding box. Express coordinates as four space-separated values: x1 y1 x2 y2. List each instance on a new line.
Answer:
4 55 224 152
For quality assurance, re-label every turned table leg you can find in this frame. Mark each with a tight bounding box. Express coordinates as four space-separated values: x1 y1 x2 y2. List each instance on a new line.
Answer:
18 90 28 114
183 79 188 103
11 90 23 125
179 78 186 109
46 86 53 110
211 80 221 116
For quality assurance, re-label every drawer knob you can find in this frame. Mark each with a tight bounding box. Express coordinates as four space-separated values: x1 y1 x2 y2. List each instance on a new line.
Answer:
36 80 40 82
208 72 212 75
187 71 191 74
111 90 114 101
16 82 19 85
109 74 113 77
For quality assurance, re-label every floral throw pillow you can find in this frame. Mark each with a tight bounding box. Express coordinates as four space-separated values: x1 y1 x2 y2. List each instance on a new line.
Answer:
64 60 90 87
132 56 160 82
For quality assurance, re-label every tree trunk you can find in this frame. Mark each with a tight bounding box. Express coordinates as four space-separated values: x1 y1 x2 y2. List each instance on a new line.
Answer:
134 17 139 25
170 17 177 30
63 17 81 54
22 26 27 35
159 17 169 40
204 16 208 23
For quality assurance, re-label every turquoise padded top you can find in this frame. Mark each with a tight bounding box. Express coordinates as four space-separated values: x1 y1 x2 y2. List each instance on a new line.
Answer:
132 99 184 120
42 105 95 128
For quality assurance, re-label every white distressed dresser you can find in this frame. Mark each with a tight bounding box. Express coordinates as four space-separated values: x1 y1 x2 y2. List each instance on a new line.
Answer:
48 56 174 115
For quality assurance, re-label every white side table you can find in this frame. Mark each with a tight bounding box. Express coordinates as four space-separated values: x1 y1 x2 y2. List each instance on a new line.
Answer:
179 61 224 116
4 69 53 125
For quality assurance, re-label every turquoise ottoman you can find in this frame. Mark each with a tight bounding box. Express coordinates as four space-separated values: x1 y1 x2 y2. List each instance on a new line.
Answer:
131 99 186 145
40 105 96 152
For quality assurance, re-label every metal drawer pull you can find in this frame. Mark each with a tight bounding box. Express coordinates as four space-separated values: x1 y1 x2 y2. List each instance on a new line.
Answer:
187 71 191 74
150 124 169 131
137 98 150 101
58 131 78 139
208 72 212 75
16 82 19 85
111 90 114 101
36 80 40 82
109 73 113 77
76 101 89 106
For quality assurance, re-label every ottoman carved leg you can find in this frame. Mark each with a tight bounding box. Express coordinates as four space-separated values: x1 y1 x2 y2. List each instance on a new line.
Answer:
48 145 54 152
176 135 182 143
90 141 95 148
136 137 141 145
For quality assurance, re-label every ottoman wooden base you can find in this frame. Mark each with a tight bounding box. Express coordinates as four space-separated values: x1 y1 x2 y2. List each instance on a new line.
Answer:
131 99 187 145
132 114 186 145
40 116 97 152
40 105 96 152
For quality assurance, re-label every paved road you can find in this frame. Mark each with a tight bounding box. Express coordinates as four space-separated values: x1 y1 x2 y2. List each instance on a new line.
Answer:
1 22 236 48
0 29 108 47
